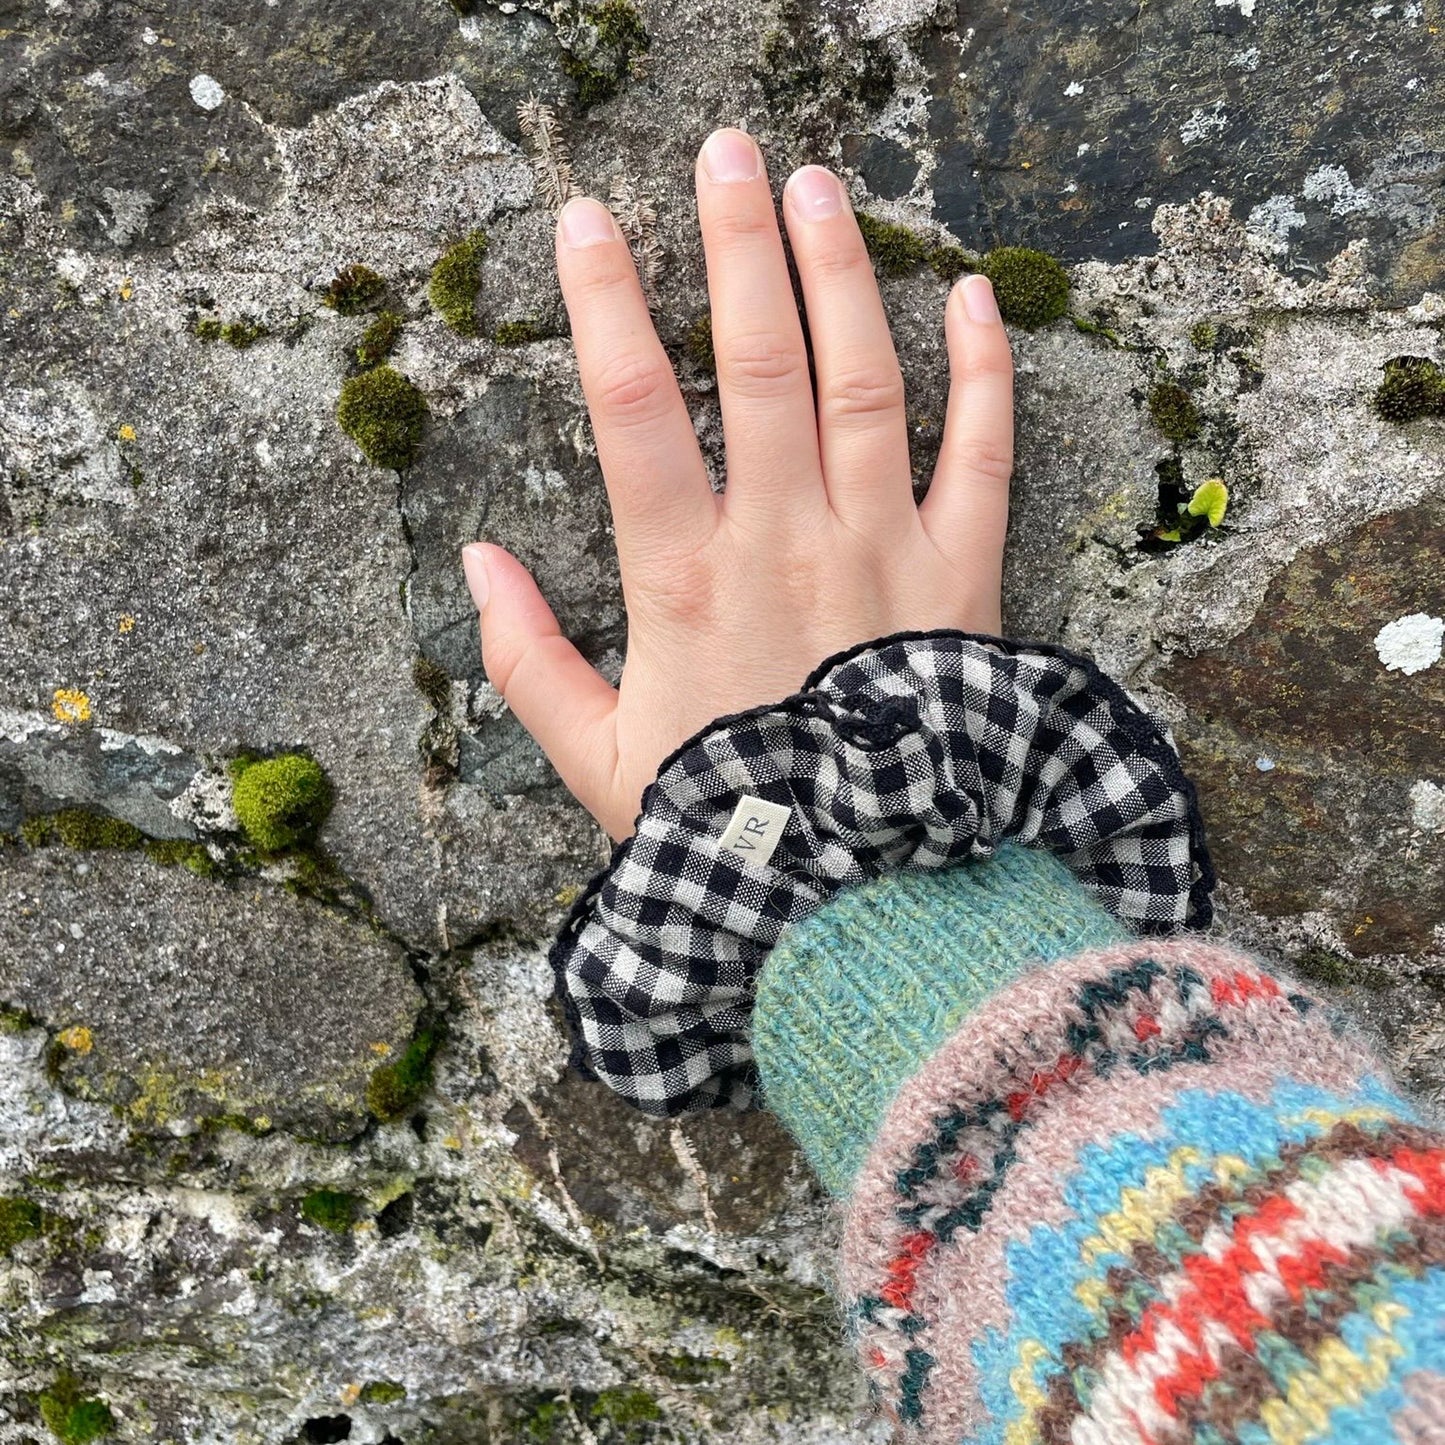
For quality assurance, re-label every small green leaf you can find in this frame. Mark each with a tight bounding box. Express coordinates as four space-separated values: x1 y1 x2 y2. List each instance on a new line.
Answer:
1186 478 1229 528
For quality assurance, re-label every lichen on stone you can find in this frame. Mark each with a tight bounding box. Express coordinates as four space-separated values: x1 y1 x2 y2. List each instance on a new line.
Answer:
979 247 1070 329
229 753 333 854
336 365 428 470
322 263 387 316
428 230 489 337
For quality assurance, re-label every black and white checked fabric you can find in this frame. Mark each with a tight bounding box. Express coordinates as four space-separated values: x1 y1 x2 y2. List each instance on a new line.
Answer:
548 629 1215 1117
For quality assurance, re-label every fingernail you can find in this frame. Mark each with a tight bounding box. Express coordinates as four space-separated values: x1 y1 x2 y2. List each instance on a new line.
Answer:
787 166 844 221
961 274 1000 324
558 196 619 248
700 128 762 184
462 544 490 611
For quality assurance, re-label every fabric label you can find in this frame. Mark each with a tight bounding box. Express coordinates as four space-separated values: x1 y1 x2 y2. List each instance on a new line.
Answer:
718 795 792 868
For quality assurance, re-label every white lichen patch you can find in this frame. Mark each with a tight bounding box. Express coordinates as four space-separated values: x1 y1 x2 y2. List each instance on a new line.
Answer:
169 766 239 834
1374 612 1444 675
189 73 226 110
1411 780 1445 834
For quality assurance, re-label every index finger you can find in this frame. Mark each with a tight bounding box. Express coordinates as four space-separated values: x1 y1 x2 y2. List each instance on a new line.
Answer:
555 196 718 561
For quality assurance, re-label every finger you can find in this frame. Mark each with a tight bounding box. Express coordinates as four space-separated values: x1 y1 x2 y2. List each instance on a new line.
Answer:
695 129 823 515
782 167 913 529
918 275 1013 620
555 197 717 564
463 543 620 823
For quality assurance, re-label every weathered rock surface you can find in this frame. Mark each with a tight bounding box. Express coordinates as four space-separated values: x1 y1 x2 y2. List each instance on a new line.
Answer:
1 0 1442 1439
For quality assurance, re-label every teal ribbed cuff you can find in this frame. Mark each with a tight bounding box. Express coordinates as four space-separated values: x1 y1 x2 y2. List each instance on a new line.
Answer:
752 845 1131 1196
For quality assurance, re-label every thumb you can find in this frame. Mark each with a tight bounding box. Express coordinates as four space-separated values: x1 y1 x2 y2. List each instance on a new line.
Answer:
462 543 619 825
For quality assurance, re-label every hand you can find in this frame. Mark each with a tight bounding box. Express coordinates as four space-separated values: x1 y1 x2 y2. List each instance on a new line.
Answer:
462 128 1014 842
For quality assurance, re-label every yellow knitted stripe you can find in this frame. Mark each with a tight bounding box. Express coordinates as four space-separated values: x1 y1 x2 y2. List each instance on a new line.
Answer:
1003 1340 1050 1445
1259 1301 1407 1445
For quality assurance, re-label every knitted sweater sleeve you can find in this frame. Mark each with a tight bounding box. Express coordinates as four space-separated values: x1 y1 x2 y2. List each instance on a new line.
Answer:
754 851 1445 1445
546 629 1445 1441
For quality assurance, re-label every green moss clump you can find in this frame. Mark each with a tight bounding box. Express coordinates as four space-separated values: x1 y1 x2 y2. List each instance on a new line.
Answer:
300 1188 362 1233
143 838 219 877
494 319 543 347
591 0 648 50
591 1388 661 1426
38 1376 115 1443
323 263 387 316
193 316 267 348
230 753 332 853
1374 355 1445 423
1147 381 1203 444
684 314 714 372
428 230 489 337
356 310 404 369
856 212 932 277
928 244 974 283
336 366 428 470
1189 320 1219 351
366 1023 440 1121
359 1380 407 1405
24 809 142 851
0 1196 43 1253
979 246 1070 329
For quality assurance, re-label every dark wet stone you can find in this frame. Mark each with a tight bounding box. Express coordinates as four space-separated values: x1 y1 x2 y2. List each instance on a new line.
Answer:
505 1064 811 1236
926 0 1445 299
1164 501 1445 956
841 132 921 201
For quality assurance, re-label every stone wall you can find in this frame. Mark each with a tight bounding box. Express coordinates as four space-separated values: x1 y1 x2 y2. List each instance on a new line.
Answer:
1 0 1442 1440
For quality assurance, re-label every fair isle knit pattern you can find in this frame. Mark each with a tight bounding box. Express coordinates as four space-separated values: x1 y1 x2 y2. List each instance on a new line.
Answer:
828 937 1445 1445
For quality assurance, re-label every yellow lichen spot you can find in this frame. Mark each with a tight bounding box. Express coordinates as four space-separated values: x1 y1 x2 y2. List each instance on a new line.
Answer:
252 1114 271 1130
1020 160 1033 169
338 1383 362 1408
118 423 137 442
369 1041 393 1057
119 278 134 301
51 688 92 725
553 882 585 907
118 615 136 635
58 1025 93 1054
443 1135 463 1151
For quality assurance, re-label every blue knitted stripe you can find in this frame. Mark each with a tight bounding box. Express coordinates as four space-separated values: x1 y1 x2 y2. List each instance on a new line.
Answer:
969 1075 1415 1445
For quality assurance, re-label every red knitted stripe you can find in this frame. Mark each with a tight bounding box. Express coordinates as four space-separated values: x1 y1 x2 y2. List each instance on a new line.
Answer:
1136 1148 1445 1420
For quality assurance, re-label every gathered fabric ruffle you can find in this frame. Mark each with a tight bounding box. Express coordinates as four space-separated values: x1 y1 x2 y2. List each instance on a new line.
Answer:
547 629 1215 1116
